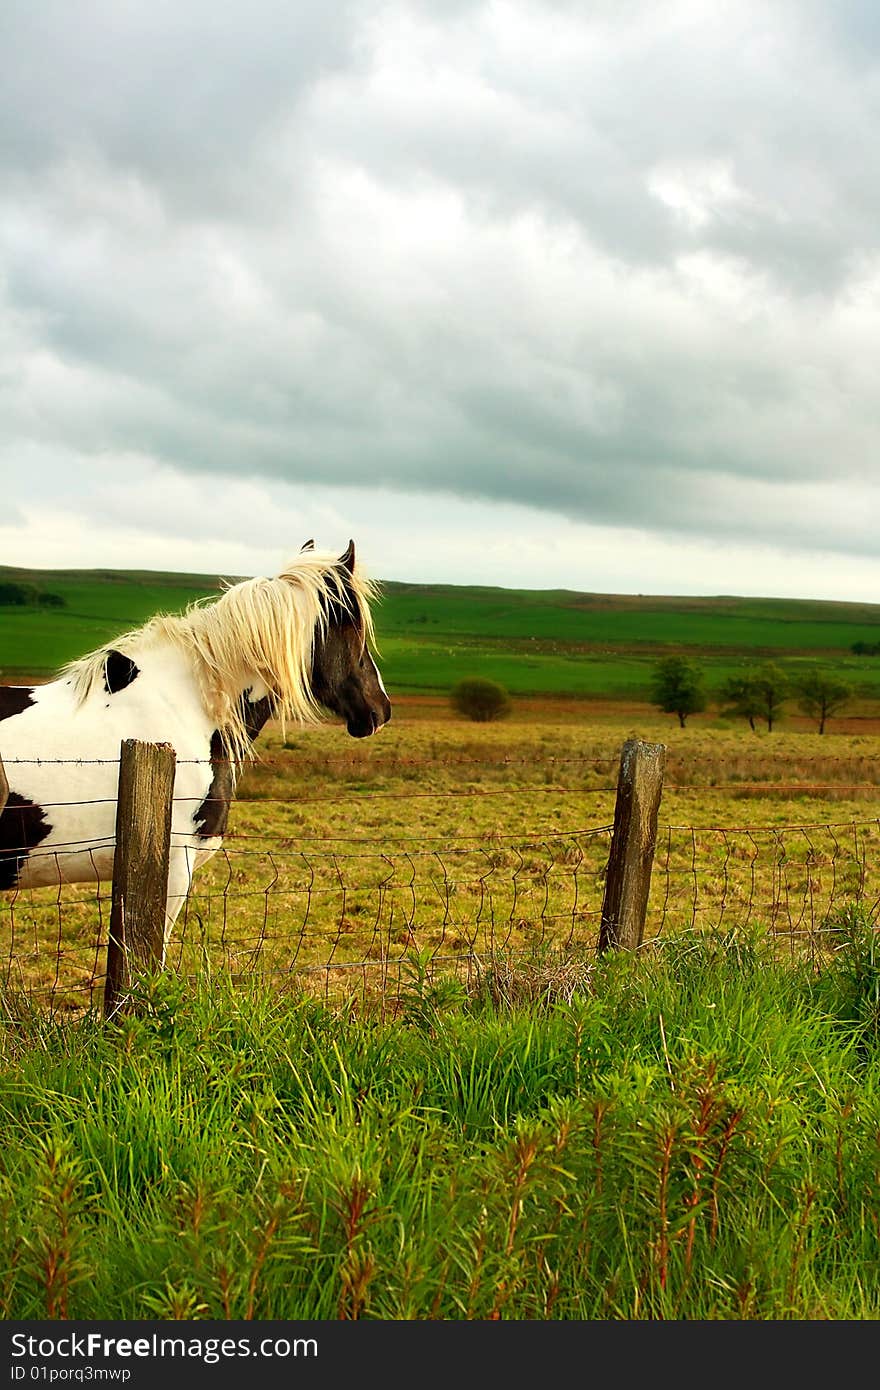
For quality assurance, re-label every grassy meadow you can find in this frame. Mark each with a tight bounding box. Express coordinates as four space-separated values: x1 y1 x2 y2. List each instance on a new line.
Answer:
3 565 880 1320
4 923 880 1319
3 564 880 706
5 702 880 1015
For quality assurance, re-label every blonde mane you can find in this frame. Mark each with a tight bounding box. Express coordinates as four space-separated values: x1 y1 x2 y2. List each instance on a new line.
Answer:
61 551 379 763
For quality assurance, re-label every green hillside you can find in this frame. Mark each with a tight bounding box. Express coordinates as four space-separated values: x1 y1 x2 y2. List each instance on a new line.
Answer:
381 582 880 653
2 564 880 702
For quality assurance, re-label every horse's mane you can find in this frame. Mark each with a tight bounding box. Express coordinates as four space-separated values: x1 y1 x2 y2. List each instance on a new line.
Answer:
61 551 378 763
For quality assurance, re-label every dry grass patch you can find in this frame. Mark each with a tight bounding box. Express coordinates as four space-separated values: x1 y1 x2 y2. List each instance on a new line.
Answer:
3 700 879 1010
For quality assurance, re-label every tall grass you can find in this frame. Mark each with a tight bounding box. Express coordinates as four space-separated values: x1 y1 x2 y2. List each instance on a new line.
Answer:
3 919 880 1320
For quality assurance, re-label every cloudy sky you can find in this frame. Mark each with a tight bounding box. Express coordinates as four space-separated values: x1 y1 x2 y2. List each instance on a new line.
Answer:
2 0 879 600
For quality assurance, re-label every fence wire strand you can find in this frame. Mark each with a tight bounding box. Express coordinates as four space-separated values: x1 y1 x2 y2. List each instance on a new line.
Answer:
2 744 879 1013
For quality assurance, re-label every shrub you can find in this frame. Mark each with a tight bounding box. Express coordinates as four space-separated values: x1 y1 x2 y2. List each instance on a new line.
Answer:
0 582 65 608
450 677 511 722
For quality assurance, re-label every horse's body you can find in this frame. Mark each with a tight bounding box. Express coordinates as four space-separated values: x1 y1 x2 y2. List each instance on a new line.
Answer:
0 542 390 949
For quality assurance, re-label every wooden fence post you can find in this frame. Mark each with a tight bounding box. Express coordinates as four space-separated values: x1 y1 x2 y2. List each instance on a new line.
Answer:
0 752 7 816
104 738 176 1019
598 737 666 952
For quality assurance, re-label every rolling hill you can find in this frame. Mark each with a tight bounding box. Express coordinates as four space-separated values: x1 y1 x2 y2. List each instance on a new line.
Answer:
1 564 879 703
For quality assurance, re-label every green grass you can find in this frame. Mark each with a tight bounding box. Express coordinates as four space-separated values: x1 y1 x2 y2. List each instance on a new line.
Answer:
381 636 880 700
3 564 880 701
3 920 880 1319
0 569 223 675
381 582 880 652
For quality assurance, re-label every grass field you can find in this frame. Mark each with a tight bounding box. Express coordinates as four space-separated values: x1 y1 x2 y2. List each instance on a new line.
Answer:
5 702 880 1013
3 570 880 1321
4 923 880 1319
3 564 880 704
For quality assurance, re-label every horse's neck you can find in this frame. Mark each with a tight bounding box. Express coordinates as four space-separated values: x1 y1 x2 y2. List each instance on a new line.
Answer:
238 685 274 742
126 645 276 744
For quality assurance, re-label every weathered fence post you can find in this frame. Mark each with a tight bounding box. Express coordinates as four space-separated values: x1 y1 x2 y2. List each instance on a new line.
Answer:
0 751 7 816
598 737 666 952
104 738 176 1019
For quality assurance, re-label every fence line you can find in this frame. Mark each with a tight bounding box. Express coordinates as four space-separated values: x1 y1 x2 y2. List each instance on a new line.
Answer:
2 749 877 769
5 777 880 814
6 817 880 1013
1 739 879 1014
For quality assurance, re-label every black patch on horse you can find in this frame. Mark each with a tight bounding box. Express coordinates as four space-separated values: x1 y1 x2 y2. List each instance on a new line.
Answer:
0 687 35 721
104 651 140 695
241 693 274 742
320 571 362 641
193 732 234 840
0 793 53 890
192 696 273 840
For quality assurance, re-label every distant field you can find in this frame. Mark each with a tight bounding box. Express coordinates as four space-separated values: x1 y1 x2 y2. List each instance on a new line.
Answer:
2 564 880 705
0 569 223 675
383 582 880 651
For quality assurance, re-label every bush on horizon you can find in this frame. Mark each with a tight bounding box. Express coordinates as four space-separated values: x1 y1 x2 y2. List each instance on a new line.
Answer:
450 676 512 722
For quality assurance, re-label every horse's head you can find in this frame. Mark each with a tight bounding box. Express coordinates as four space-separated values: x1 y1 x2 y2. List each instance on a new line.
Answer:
310 541 392 739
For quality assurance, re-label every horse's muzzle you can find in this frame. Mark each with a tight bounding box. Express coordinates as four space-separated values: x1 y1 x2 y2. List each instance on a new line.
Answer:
347 702 391 738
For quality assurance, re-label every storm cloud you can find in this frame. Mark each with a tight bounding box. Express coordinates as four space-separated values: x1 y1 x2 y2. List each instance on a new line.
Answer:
2 0 879 595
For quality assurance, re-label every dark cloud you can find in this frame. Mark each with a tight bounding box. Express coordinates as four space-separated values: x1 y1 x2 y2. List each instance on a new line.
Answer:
0 0 365 220
2 0 880 581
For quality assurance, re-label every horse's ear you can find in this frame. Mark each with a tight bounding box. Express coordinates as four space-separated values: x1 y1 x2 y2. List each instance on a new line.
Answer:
301 538 315 552
340 539 356 574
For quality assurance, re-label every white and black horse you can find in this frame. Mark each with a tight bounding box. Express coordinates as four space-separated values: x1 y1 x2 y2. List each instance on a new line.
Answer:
0 541 391 954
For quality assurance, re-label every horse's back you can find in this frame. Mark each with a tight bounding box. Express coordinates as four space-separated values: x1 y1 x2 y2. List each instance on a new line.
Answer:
0 666 220 891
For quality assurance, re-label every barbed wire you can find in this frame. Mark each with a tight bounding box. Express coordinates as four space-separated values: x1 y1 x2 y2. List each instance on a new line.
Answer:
2 746 879 1014
4 774 878 818
4 816 879 1012
3 749 879 768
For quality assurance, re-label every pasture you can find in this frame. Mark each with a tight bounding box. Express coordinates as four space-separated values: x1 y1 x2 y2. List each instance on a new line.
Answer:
3 568 880 1321
4 915 880 1319
3 565 880 707
5 699 880 1012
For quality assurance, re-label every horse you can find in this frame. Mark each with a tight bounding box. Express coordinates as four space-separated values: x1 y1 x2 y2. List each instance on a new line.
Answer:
0 540 391 960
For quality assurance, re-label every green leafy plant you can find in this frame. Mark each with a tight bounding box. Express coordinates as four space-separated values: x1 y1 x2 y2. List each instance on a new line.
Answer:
450 677 511 723
718 673 764 731
649 656 706 728
749 663 790 731
793 669 852 734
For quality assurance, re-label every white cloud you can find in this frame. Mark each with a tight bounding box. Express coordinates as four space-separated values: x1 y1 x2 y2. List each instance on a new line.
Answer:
2 0 880 601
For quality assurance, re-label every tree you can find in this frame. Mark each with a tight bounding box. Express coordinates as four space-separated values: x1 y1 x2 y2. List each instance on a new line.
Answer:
0 582 64 608
793 668 852 734
749 663 790 732
450 677 511 723
649 655 706 728
718 673 763 731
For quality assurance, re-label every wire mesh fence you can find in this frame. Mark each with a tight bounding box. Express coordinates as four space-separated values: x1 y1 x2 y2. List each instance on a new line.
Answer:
2 739 880 1013
656 817 880 949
